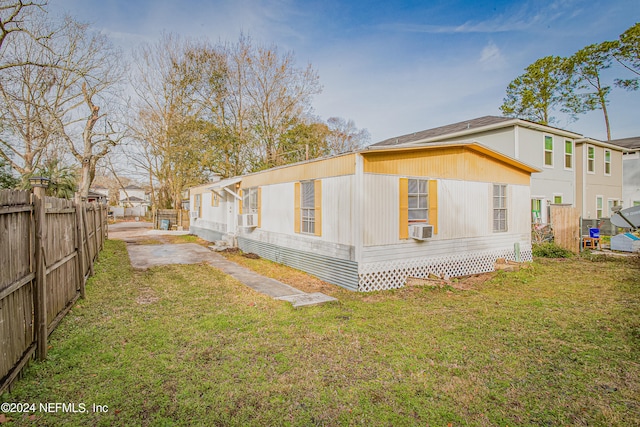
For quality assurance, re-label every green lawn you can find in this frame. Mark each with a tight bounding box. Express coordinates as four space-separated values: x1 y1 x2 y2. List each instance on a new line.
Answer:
1 240 639 426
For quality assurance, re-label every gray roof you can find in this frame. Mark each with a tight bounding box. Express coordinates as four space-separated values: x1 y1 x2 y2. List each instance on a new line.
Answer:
370 115 582 147
371 116 513 146
609 136 640 150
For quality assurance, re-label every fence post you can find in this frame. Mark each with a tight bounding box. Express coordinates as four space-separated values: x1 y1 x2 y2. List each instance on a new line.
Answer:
75 194 86 299
31 179 48 361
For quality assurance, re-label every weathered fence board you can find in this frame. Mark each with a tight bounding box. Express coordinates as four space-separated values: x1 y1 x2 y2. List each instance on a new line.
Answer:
0 189 107 394
551 205 581 254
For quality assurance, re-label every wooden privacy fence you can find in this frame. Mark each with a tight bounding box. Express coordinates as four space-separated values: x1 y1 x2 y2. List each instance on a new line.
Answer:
550 205 581 254
0 188 107 394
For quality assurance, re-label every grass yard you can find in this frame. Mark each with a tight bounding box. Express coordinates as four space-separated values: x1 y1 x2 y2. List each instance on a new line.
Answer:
1 240 639 426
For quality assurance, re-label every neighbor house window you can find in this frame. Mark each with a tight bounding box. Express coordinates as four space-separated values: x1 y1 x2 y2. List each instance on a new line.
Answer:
242 187 259 214
564 140 573 169
596 196 603 218
408 178 429 224
587 146 595 173
531 199 542 222
608 199 619 216
544 136 553 167
493 184 507 232
604 150 611 175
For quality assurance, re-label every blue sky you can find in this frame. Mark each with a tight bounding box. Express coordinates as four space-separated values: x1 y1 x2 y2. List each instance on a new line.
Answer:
48 0 639 142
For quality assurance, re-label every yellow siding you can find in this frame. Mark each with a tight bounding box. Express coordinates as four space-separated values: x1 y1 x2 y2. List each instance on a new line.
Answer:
293 182 301 233
314 180 322 237
428 180 438 234
399 178 409 239
363 147 531 185
241 153 356 188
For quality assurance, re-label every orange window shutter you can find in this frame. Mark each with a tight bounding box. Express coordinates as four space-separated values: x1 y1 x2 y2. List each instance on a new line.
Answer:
294 182 301 233
257 187 262 228
238 189 243 214
428 180 438 234
399 178 409 239
314 180 322 236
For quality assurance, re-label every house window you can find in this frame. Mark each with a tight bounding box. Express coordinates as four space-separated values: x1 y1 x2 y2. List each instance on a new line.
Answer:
587 146 595 173
608 199 619 216
408 179 429 224
564 140 573 169
553 195 563 204
596 196 603 218
195 194 202 218
531 199 542 223
211 191 220 207
544 136 553 166
301 181 315 234
242 187 259 214
604 150 611 175
493 184 507 232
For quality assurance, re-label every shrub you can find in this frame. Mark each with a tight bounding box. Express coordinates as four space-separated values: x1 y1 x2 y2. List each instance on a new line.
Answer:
532 242 574 258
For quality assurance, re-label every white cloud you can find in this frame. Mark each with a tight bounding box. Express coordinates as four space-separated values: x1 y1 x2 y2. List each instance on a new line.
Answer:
479 41 506 70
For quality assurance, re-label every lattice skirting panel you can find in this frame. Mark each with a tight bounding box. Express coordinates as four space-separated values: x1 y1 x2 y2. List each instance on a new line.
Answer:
358 246 533 292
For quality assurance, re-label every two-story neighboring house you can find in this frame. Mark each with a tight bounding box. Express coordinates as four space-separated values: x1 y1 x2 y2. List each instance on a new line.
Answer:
609 136 640 209
575 138 625 219
119 185 149 208
370 116 582 223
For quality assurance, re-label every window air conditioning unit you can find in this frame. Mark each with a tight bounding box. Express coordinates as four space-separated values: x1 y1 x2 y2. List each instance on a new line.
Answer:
238 213 258 228
409 224 433 240
190 211 199 219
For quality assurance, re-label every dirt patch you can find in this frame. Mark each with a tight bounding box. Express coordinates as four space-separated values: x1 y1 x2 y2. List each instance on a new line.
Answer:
242 252 260 259
136 288 160 305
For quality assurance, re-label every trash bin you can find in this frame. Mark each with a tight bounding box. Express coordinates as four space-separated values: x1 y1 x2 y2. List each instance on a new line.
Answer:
589 228 600 238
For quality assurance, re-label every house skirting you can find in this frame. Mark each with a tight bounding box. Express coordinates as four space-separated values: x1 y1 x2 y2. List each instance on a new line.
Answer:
190 225 225 243
237 237 360 291
358 245 533 292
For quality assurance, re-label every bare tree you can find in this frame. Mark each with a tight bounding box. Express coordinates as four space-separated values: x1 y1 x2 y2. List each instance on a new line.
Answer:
130 33 221 209
0 0 50 69
0 11 125 197
326 117 370 154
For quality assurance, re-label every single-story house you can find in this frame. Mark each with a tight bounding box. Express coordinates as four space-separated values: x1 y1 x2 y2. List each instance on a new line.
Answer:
190 141 539 292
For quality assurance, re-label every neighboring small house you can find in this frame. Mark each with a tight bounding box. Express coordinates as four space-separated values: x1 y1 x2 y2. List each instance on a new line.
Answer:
88 185 109 204
575 138 626 219
609 136 640 208
190 142 538 292
119 185 149 208
370 116 583 223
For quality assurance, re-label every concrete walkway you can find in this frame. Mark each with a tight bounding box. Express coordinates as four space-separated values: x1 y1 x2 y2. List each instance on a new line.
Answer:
109 222 337 307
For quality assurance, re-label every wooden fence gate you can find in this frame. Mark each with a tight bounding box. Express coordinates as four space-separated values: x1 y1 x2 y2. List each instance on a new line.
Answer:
0 189 107 394
550 205 581 254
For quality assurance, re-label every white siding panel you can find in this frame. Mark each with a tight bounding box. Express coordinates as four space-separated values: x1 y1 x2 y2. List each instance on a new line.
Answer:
261 182 294 235
362 174 399 246
321 176 354 246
